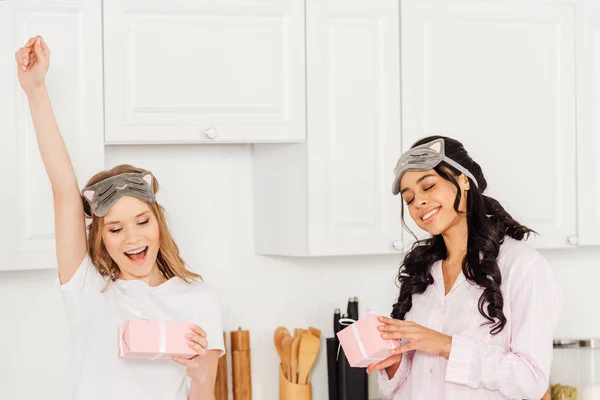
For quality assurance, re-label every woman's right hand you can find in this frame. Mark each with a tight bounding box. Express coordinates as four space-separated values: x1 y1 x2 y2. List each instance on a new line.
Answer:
366 353 402 377
15 35 50 94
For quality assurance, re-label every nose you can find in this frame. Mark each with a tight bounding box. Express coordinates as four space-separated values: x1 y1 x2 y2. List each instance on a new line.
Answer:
414 193 429 208
124 227 141 245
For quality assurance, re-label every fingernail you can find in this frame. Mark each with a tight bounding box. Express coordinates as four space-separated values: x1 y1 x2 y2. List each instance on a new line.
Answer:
382 333 389 339
36 39 40 46
188 341 195 346
22 65 26 71
377 326 384 331
24 59 28 66
186 333 192 339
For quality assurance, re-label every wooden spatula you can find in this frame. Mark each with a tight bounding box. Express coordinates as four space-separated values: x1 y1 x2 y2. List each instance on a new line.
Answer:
297 332 320 385
308 326 322 339
294 328 305 338
291 335 300 383
281 335 294 381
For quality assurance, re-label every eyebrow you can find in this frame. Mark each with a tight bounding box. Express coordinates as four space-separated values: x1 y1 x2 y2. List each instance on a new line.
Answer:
400 174 437 195
104 211 151 226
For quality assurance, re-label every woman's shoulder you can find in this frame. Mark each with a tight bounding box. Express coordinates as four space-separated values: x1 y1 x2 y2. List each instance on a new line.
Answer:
497 236 551 279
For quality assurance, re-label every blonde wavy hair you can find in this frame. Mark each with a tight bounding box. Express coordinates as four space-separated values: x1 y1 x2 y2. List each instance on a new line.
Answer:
82 164 201 291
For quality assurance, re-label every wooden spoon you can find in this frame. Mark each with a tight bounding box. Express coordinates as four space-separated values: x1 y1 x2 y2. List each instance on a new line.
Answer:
281 335 294 381
274 326 290 366
298 332 321 385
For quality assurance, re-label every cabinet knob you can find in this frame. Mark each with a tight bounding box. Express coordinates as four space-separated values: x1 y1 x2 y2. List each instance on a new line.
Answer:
567 235 578 245
204 127 218 140
392 240 403 251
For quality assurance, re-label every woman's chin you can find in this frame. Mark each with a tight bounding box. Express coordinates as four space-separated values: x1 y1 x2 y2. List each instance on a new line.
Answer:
420 221 445 237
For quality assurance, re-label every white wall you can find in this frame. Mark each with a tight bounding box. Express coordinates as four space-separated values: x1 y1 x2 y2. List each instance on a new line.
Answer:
0 144 598 399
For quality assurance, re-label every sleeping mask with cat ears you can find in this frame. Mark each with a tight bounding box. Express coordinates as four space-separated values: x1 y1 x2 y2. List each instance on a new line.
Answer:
81 171 156 218
391 138 479 195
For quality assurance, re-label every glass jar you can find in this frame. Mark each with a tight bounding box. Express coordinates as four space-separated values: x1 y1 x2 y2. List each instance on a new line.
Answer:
551 339 580 400
578 339 600 400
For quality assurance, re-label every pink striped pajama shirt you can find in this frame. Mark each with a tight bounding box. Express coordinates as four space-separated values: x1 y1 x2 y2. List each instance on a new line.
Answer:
378 237 562 400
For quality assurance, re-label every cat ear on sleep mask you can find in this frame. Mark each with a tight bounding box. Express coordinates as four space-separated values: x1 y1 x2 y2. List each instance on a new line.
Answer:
81 171 156 218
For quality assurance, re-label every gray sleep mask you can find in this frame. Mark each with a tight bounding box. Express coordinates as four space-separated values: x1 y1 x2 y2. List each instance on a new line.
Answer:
391 138 478 195
81 172 156 217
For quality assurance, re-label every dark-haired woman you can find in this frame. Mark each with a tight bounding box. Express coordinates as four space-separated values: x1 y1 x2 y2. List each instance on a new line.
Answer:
367 137 562 400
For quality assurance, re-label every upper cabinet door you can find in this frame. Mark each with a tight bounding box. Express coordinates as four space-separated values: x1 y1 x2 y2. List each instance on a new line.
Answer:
401 0 577 249
0 0 104 271
252 0 402 256
576 4 600 246
103 0 306 144
306 0 403 255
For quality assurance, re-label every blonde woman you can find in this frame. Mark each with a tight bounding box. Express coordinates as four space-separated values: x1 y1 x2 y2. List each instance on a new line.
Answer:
15 36 224 399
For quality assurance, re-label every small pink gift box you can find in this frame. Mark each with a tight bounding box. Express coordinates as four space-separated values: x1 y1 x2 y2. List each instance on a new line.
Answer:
336 313 401 367
118 320 196 360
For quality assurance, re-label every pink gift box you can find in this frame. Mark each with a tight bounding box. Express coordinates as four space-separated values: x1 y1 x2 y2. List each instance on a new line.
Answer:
118 320 196 360
336 313 401 367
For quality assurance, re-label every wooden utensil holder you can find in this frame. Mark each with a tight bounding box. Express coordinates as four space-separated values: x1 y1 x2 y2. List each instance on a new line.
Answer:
279 364 311 400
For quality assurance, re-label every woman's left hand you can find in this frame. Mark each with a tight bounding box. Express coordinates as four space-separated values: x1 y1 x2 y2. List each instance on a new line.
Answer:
173 325 210 383
377 316 453 359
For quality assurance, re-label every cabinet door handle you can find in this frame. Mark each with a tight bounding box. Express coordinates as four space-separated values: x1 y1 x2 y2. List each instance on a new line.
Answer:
392 240 403 251
567 235 578 245
204 127 218 139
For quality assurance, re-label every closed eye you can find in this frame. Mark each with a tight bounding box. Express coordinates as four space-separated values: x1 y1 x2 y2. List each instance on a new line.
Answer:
424 184 435 191
139 219 149 225
110 228 122 234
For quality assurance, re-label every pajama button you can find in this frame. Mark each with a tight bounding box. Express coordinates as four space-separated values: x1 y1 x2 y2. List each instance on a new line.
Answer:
429 368 433 373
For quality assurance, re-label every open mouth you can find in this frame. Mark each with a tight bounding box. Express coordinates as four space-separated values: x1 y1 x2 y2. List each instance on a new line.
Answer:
421 207 440 223
124 246 148 264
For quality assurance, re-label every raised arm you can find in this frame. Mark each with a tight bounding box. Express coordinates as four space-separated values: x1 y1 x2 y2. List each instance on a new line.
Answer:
15 36 87 283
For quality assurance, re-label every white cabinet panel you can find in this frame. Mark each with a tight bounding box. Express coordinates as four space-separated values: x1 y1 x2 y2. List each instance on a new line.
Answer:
0 0 104 271
103 0 305 144
576 4 600 246
401 0 577 249
253 0 402 256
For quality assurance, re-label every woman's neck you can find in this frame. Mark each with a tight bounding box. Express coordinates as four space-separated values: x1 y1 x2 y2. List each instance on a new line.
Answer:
144 265 168 287
441 216 468 264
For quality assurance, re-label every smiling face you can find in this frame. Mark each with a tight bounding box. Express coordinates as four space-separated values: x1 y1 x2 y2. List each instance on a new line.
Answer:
399 168 470 236
101 196 161 281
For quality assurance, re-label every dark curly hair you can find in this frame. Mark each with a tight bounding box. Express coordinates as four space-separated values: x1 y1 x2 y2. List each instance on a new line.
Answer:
391 136 535 334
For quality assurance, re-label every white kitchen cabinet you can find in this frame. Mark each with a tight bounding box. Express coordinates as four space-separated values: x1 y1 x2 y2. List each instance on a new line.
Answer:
576 4 600 246
401 0 577 249
103 0 305 144
253 0 402 256
0 0 104 271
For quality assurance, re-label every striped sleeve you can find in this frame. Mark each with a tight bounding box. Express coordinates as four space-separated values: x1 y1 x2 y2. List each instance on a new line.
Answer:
377 350 414 398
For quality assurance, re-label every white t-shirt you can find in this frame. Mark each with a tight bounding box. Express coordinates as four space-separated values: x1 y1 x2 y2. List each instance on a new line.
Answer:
58 254 225 400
